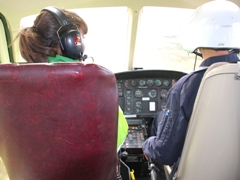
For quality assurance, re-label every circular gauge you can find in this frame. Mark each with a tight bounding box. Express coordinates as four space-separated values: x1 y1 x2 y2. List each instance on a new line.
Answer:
148 89 157 98
161 101 167 110
135 101 142 108
139 80 146 87
160 89 168 98
155 79 162 86
135 89 143 97
125 80 130 87
163 80 170 87
131 80 138 87
147 79 154 87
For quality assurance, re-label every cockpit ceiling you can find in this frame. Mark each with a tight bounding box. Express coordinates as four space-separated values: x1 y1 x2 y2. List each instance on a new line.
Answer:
1 0 240 13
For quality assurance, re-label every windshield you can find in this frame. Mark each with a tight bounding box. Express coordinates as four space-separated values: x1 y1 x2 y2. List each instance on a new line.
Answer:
20 6 202 73
133 7 200 73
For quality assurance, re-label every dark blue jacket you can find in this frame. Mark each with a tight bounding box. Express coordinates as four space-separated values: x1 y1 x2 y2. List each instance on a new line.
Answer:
142 53 240 165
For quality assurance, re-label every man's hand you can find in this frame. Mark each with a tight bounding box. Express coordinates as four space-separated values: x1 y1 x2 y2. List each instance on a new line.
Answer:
143 151 148 160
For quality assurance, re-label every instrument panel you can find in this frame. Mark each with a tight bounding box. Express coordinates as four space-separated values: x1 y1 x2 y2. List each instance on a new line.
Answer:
116 70 186 178
115 69 186 118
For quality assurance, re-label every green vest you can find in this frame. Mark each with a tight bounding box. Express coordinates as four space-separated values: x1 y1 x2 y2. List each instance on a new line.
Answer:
48 55 129 150
117 107 128 151
48 54 79 63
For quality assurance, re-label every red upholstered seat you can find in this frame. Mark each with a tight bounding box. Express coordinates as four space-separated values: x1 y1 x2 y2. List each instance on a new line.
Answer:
0 63 118 180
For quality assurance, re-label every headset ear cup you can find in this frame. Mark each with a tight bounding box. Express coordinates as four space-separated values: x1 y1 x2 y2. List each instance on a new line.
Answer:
59 29 84 60
42 7 84 60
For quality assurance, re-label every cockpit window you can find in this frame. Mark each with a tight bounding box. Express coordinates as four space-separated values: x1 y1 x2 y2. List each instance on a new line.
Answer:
20 7 129 72
0 13 13 63
71 7 129 72
133 7 201 73
20 6 202 73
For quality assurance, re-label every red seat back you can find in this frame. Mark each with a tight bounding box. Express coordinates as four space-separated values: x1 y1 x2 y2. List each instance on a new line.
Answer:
0 63 118 180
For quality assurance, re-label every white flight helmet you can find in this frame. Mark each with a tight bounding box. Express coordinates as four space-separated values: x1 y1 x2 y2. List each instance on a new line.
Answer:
181 0 240 54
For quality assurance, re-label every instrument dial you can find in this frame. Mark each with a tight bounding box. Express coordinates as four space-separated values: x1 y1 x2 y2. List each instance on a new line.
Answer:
160 89 168 98
163 80 170 87
135 101 142 108
155 79 162 86
135 89 143 97
161 101 167 110
131 80 138 87
148 89 157 98
139 80 146 87
147 79 154 86
125 80 130 87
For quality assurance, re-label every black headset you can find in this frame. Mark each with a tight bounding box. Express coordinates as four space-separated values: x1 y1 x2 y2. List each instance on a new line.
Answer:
41 6 84 60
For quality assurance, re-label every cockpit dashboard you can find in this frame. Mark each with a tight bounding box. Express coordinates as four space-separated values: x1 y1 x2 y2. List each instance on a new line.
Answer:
115 69 186 179
115 69 186 118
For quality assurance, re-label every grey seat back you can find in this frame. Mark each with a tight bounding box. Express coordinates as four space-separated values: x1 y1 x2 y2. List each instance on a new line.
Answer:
175 62 240 180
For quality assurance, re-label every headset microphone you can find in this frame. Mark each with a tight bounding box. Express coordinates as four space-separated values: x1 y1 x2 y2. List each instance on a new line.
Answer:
81 54 88 61
42 6 84 60
80 54 94 63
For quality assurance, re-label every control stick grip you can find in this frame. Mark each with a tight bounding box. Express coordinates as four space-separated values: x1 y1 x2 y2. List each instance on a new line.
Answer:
148 158 159 180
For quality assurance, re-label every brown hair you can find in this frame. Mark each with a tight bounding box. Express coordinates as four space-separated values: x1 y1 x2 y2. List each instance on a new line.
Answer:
13 8 88 63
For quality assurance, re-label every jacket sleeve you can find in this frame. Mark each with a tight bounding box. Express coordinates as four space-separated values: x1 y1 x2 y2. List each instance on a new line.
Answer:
142 84 188 165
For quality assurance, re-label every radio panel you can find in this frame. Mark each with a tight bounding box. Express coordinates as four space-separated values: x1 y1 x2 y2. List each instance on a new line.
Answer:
122 126 145 149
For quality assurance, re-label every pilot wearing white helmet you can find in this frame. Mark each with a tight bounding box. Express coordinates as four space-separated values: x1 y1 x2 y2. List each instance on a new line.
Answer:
182 0 240 56
143 0 240 167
